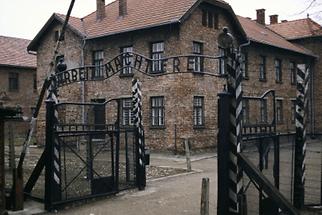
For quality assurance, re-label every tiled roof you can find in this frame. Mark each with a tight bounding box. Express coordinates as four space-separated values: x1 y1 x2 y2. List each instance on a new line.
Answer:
0 36 36 68
237 16 315 57
267 18 322 40
28 0 246 50
56 0 231 39
83 0 199 38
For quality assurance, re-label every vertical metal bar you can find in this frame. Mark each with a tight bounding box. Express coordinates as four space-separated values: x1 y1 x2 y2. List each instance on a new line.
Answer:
293 65 308 209
0 118 5 214
259 139 263 215
217 90 232 215
125 131 130 182
273 136 280 190
110 134 115 189
174 124 177 155
226 45 244 214
115 100 121 191
44 99 61 211
44 99 55 211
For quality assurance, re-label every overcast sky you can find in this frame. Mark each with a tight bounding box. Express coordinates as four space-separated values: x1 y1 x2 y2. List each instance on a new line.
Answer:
0 0 321 40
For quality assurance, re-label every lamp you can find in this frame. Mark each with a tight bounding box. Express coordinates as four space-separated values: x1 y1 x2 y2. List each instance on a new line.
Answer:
217 27 234 49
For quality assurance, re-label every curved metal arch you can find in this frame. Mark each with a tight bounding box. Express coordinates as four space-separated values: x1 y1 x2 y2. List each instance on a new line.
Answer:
52 51 226 88
243 89 275 100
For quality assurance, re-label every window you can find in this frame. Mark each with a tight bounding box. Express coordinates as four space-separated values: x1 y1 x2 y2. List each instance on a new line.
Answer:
121 46 133 75
291 100 296 124
121 98 133 126
202 10 219 29
259 56 266 81
241 52 248 78
218 48 225 75
275 59 282 83
290 61 296 85
242 99 250 124
151 96 165 127
202 10 207 26
151 42 164 73
93 50 104 78
33 74 37 91
260 99 268 123
193 96 204 127
208 12 214 28
276 99 283 123
193 42 203 73
9 72 19 91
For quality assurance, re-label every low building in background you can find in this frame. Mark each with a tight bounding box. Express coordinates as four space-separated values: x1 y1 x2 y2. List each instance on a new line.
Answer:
0 36 37 137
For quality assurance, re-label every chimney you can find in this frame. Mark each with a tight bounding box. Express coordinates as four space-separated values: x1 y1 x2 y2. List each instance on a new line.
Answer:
96 0 106 20
256 9 265 25
270 15 278 24
119 0 127 17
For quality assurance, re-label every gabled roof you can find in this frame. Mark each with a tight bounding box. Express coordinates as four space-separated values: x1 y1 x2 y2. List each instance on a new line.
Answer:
28 0 246 51
238 16 316 57
267 18 322 40
28 13 85 51
0 36 36 69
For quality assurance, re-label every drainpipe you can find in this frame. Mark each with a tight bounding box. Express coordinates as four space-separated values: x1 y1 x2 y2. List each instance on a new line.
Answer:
310 59 315 137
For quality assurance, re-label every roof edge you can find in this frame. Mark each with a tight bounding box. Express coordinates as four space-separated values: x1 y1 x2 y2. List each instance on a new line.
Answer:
249 39 317 58
86 20 179 40
0 64 37 70
27 13 84 52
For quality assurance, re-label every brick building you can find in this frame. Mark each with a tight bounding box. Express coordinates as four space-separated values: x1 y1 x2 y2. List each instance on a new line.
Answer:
28 0 317 150
268 16 322 135
0 36 37 123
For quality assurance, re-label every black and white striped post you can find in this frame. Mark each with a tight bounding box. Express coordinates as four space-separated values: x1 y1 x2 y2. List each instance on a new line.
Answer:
44 61 65 210
293 64 309 209
217 27 244 214
132 78 146 190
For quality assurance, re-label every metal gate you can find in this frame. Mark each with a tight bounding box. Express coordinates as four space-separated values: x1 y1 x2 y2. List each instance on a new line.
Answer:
51 100 137 203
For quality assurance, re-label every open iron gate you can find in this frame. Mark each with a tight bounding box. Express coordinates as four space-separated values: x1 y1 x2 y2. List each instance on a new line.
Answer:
51 99 138 204
24 94 147 211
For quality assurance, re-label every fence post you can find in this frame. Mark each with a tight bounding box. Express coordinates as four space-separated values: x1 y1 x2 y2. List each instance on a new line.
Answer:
293 64 308 209
132 78 146 190
200 177 209 215
184 139 192 172
217 90 232 215
44 99 61 211
226 43 244 214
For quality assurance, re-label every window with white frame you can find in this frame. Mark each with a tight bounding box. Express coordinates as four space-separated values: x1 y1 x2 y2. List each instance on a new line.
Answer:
193 42 203 73
276 99 283 123
291 99 296 124
218 48 225 75
241 52 248 78
151 42 164 73
259 55 266 81
290 61 296 85
151 96 165 127
275 58 282 83
193 96 204 127
121 46 133 75
93 50 104 78
121 98 133 126
260 99 268 123
242 99 250 124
